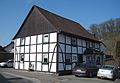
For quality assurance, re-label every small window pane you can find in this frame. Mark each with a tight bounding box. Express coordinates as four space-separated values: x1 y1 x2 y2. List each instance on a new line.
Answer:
43 34 49 43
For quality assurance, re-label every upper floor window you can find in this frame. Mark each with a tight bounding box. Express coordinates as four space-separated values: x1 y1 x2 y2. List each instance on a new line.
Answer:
71 38 77 46
43 34 49 43
20 38 25 46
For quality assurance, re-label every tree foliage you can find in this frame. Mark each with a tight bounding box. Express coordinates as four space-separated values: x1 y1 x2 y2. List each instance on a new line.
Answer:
89 18 120 57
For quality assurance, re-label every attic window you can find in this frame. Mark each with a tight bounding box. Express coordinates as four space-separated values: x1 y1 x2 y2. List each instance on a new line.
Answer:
43 34 49 43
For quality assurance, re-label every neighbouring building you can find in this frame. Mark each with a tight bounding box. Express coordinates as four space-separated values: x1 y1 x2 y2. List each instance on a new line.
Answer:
0 43 14 62
13 5 105 75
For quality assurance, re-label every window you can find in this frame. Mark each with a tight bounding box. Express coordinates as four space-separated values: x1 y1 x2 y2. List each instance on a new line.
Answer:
20 38 25 46
43 34 49 43
20 54 24 62
71 38 77 46
42 54 48 64
86 41 90 48
72 55 77 61
66 54 71 65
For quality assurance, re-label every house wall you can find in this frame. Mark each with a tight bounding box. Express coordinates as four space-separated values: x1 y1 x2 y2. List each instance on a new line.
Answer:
58 33 101 73
14 32 57 72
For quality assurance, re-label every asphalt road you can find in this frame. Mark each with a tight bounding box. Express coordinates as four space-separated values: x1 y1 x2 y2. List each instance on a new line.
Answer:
0 68 120 83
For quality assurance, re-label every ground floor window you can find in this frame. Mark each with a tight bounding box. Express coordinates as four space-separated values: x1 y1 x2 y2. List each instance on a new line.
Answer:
66 54 71 65
20 54 24 62
42 54 48 64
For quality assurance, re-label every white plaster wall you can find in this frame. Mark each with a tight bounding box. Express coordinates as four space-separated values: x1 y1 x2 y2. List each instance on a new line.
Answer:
20 46 24 53
24 54 29 61
49 53 56 62
83 40 86 47
49 43 56 52
25 37 30 45
58 53 65 62
36 62 41 71
78 47 83 54
50 32 57 42
20 62 23 69
66 36 71 44
16 47 20 53
59 44 65 53
66 45 71 53
59 34 65 43
31 35 36 44
30 45 36 53
77 39 82 46
16 38 20 46
31 62 36 70
43 44 48 52
49 63 56 72
37 44 42 52
37 53 42 61
30 54 36 61
15 54 17 61
66 65 71 70
14 62 19 69
24 62 29 70
25 46 29 53
37 35 42 44
42 65 48 71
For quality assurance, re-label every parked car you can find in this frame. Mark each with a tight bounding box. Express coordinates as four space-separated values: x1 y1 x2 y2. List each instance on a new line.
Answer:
97 65 119 81
72 63 99 77
0 60 13 68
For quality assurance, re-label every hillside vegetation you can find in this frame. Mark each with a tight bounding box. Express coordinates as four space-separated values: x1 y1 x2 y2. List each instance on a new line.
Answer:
89 18 120 57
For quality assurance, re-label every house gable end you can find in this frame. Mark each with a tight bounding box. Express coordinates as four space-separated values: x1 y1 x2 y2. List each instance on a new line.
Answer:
13 6 57 39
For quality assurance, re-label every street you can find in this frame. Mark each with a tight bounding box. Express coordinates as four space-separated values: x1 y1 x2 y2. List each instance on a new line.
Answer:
0 68 120 83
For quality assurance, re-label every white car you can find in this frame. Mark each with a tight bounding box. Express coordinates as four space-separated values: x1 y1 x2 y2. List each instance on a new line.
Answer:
0 60 13 68
97 65 119 81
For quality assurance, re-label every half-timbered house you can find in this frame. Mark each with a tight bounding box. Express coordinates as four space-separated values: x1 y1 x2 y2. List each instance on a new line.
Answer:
13 5 105 75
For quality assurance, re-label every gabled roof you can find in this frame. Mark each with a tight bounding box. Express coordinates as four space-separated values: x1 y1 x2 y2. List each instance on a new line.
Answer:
13 5 99 41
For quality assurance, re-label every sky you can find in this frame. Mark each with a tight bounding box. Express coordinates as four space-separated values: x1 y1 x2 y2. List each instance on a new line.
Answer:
0 0 120 46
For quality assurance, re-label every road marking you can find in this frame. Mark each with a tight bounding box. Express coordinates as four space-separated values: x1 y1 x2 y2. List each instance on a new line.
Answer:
3 72 41 83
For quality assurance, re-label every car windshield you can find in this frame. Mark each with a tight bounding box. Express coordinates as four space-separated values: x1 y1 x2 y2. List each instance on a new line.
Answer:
102 65 114 69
